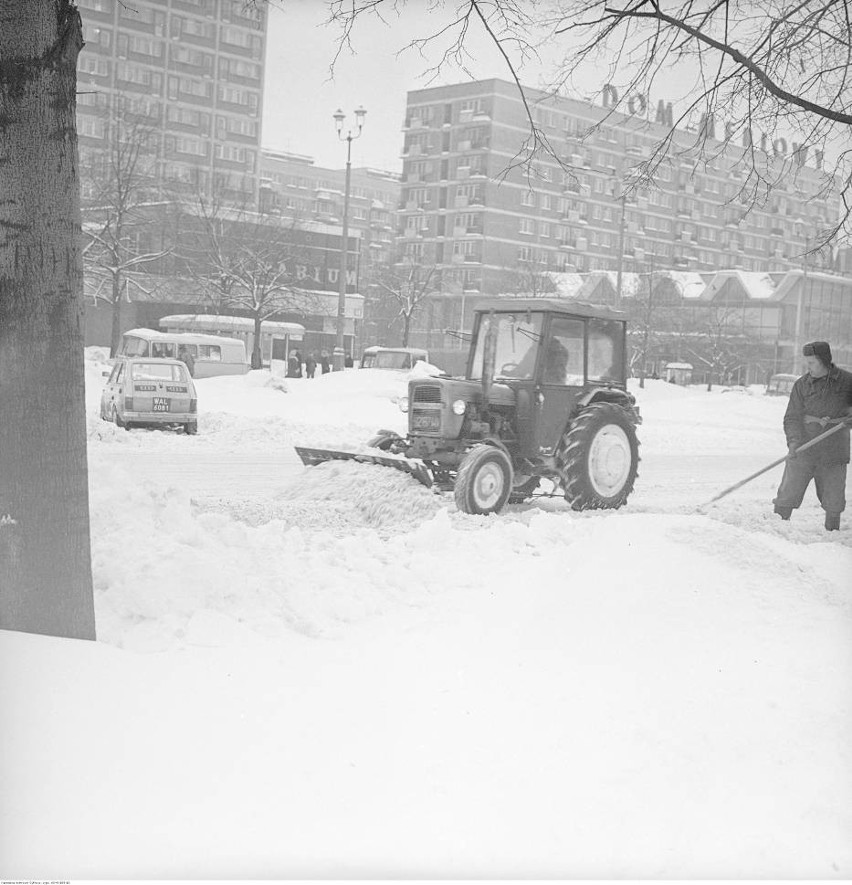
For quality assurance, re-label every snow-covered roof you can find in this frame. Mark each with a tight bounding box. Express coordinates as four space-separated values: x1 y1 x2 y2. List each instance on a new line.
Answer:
159 315 306 337
700 270 779 302
546 272 587 299
663 271 708 300
772 269 852 303
664 362 694 370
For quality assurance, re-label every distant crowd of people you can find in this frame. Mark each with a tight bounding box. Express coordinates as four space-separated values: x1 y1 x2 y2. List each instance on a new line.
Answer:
286 350 351 378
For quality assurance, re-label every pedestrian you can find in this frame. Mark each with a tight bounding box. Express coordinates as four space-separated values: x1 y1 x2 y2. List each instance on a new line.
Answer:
344 352 353 369
178 345 195 378
305 352 317 379
320 351 330 374
287 350 302 378
773 341 852 531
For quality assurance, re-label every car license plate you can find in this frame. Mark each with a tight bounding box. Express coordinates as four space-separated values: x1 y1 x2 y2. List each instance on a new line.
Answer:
413 413 440 430
152 397 170 412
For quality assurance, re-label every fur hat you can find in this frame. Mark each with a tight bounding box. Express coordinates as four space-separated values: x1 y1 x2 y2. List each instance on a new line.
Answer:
802 341 832 366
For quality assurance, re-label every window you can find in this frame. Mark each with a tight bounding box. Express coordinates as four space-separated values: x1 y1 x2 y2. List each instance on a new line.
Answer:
132 362 188 382
121 336 149 357
83 25 111 47
521 190 536 207
470 312 544 382
177 77 213 99
544 318 585 385
116 64 162 91
217 85 260 113
221 58 261 80
520 218 536 235
588 318 624 382
540 221 551 238
78 116 107 138
198 345 222 361
78 56 110 77
149 342 176 359
453 240 478 256
172 46 213 69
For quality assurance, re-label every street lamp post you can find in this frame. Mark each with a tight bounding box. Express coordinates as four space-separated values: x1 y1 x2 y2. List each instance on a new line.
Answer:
332 105 366 371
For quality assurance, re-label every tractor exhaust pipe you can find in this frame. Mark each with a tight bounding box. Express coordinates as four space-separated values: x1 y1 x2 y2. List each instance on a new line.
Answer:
481 311 497 409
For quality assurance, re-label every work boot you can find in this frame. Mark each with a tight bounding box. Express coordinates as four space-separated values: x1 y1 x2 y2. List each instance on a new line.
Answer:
825 513 841 531
774 506 792 521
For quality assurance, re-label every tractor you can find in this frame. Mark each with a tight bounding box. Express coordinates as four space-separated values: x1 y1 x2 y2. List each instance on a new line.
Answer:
296 299 642 515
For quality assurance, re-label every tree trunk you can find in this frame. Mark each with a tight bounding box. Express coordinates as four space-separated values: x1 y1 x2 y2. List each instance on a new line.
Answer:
110 273 122 357
251 314 262 368
0 1 96 639
402 313 411 347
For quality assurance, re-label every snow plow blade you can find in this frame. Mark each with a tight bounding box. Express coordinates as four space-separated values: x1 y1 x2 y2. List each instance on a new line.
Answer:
294 446 433 488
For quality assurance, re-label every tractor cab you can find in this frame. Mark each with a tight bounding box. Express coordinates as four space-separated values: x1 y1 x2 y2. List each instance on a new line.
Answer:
462 302 628 457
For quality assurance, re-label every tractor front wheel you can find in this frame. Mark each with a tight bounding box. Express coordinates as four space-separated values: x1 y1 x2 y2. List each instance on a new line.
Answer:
556 403 639 511
454 444 514 515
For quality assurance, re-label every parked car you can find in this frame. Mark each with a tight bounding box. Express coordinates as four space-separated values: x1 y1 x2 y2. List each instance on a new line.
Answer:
765 373 798 396
360 346 429 370
100 357 198 434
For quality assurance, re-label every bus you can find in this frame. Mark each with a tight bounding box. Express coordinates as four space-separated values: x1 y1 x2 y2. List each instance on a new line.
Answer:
158 314 306 369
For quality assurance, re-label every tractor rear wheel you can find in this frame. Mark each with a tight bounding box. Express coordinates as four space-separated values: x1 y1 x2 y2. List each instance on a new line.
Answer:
556 402 639 511
454 444 514 515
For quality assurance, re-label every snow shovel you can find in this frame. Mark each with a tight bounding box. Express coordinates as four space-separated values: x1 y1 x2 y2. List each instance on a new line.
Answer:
699 419 850 511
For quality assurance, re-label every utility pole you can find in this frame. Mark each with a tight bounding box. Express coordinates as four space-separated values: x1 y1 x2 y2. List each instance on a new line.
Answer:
332 106 366 371
615 191 627 310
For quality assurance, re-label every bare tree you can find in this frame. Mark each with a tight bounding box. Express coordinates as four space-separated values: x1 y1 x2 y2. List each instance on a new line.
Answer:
183 203 318 367
370 261 440 346
687 305 756 390
80 100 172 355
0 1 96 639
497 256 558 298
327 0 852 246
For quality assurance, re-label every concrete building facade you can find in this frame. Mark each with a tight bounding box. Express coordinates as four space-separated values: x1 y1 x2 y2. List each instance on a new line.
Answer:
76 0 267 205
259 150 400 277
397 78 838 294
393 78 850 378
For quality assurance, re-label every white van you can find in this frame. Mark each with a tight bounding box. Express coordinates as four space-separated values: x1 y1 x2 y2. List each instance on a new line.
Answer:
116 329 249 378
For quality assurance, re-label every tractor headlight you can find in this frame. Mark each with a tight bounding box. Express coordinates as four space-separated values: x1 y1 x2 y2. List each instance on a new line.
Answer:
398 396 409 413
452 399 467 416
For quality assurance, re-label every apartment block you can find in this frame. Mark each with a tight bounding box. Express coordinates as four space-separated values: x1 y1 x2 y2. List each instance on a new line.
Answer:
76 0 267 204
259 150 400 275
396 79 838 296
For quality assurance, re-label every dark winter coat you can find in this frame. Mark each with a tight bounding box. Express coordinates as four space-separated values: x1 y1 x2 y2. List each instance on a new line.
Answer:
783 365 852 464
178 348 195 377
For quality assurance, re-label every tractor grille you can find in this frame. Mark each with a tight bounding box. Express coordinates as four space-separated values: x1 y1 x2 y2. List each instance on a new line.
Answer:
412 385 442 404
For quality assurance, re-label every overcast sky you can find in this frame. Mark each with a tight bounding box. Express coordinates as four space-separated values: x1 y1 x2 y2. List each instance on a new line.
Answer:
261 1 555 173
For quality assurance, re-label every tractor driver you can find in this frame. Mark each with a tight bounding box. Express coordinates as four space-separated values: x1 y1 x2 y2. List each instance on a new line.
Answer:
542 335 571 384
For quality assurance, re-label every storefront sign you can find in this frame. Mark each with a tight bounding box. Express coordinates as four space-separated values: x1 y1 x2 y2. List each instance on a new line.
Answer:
602 84 823 170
